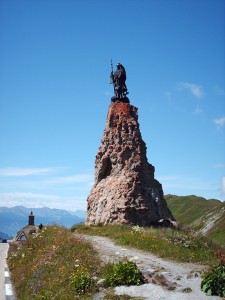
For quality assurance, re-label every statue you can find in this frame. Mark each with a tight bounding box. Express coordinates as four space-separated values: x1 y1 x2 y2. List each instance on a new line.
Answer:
110 61 130 103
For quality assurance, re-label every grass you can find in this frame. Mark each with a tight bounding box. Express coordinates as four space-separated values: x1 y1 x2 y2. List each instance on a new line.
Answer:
190 201 225 245
72 224 222 265
8 223 224 299
203 204 225 245
8 225 100 299
8 225 148 299
209 231 225 245
165 194 221 225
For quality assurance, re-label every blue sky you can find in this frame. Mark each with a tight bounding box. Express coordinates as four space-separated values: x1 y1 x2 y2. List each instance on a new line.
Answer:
0 0 224 211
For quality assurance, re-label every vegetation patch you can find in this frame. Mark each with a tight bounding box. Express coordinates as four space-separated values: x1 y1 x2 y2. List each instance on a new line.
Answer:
165 195 225 246
71 270 93 295
101 260 144 287
201 262 225 297
8 225 146 299
72 224 220 265
8 223 225 299
165 194 221 225
8 226 100 299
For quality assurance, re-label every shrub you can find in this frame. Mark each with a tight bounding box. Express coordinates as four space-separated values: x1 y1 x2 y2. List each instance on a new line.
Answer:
71 270 93 294
201 263 225 297
102 260 144 287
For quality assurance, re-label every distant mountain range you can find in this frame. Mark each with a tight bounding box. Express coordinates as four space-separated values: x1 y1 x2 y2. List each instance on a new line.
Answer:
0 206 85 238
165 195 225 245
1 195 224 245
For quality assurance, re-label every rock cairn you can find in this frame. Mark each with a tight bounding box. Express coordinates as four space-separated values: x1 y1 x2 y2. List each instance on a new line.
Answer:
86 103 175 226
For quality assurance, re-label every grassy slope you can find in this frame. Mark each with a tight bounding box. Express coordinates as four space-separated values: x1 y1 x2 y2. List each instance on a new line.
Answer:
165 194 221 225
8 226 146 299
8 226 100 299
8 225 222 298
165 194 224 245
193 202 225 244
72 224 218 265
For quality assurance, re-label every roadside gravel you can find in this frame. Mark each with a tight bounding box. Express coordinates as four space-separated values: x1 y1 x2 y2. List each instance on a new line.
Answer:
79 234 221 300
0 244 8 300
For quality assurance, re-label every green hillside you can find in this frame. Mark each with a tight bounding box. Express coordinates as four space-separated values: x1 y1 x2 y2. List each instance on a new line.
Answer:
165 194 221 225
192 202 225 245
165 194 225 245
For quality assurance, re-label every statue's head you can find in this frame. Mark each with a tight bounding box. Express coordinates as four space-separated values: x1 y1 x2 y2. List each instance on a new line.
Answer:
116 63 121 68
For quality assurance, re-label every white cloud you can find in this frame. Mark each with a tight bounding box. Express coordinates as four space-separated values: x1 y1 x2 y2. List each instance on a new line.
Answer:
0 167 59 177
214 117 225 129
180 82 204 98
46 174 93 184
158 175 218 194
0 192 60 200
0 192 86 211
213 163 225 169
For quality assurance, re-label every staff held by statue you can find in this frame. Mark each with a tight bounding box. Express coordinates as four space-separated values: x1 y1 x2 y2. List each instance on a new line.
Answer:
109 60 129 103
110 59 114 84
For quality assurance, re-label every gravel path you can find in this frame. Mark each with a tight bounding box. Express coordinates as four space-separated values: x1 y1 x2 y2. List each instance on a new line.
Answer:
79 234 221 300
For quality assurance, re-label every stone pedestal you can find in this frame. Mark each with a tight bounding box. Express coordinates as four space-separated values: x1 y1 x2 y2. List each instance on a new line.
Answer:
86 103 175 226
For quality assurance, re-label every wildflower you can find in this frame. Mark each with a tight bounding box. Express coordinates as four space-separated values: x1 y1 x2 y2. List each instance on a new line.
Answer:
132 225 145 234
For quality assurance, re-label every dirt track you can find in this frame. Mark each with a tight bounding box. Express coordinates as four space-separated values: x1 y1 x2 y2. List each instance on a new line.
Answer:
79 234 221 300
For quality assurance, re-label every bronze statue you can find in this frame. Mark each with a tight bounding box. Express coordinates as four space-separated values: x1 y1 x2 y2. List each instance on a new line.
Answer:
110 61 130 103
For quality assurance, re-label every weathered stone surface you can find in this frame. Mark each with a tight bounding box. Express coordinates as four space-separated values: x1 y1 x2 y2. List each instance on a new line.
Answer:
86 103 175 226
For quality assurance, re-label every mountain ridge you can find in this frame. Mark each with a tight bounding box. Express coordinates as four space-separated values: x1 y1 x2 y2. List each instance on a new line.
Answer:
0 206 85 238
1 195 224 244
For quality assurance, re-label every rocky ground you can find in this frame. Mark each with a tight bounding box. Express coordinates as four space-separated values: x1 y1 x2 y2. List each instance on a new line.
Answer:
78 234 221 300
